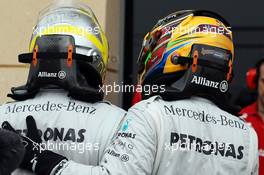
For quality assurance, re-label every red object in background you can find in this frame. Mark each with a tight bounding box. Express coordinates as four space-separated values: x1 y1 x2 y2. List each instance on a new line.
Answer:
240 103 264 175
246 68 257 90
131 91 142 106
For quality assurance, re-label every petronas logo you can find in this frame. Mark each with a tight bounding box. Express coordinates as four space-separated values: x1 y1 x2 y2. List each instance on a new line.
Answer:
38 72 57 78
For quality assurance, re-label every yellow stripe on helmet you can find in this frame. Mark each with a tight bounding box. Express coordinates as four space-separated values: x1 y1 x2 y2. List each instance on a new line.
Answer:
30 24 108 64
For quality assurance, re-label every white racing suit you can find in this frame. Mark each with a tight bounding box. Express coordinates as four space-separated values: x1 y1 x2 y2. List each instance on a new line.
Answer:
0 90 126 175
55 96 258 175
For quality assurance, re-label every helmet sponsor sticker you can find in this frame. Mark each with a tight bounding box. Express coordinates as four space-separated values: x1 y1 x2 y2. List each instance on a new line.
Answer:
201 47 230 61
38 70 67 80
219 80 228 92
191 75 228 92
58 71 67 79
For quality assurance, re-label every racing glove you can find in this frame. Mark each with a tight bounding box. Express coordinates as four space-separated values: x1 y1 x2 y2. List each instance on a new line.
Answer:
2 115 68 175
0 128 25 175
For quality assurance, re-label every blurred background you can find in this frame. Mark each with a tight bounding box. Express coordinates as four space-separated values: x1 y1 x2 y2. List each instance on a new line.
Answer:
0 0 263 109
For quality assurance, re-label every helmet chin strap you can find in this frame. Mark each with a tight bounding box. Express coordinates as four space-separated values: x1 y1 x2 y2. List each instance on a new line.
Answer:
8 83 104 103
7 85 39 101
142 44 238 115
142 68 240 116
8 35 104 103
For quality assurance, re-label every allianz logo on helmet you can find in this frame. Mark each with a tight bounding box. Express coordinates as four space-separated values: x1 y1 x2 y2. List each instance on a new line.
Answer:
38 71 66 80
191 75 228 93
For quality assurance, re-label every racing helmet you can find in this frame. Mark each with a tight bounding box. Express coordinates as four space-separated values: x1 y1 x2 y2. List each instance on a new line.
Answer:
137 10 237 113
8 2 108 102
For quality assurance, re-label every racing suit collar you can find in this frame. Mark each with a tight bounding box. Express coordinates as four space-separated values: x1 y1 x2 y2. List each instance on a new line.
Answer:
190 96 215 105
36 88 109 104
